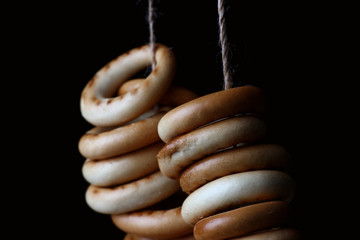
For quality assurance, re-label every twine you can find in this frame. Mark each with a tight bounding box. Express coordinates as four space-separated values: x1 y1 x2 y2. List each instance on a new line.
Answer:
218 0 233 90
148 0 156 70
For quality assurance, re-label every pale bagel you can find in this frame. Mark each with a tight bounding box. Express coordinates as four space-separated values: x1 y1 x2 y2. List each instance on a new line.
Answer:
158 86 265 143
85 171 180 214
230 228 302 240
81 44 176 127
180 144 290 193
112 207 193 240
157 116 266 179
181 170 295 225
82 142 164 187
193 201 290 240
79 112 165 160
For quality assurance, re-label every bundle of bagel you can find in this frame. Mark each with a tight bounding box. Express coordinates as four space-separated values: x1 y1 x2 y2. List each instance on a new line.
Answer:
157 86 301 239
79 44 301 239
79 44 197 239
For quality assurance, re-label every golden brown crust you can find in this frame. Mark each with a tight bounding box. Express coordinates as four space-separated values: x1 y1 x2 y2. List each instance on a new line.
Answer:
180 144 290 193
193 201 290 240
157 116 266 179
158 86 266 143
112 207 193 240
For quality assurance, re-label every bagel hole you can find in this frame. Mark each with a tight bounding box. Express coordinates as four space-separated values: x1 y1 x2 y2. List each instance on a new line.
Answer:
128 67 152 82
112 68 151 98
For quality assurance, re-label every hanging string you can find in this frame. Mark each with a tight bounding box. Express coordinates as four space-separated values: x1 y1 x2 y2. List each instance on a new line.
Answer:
148 0 156 70
217 0 233 90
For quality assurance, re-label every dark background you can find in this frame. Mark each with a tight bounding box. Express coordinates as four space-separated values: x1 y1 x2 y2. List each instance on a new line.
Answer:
9 0 344 238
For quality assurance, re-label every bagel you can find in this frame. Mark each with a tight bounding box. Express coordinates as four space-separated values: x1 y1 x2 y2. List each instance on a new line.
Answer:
193 201 290 240
85 171 180 214
181 170 295 225
180 144 291 193
79 112 165 160
157 116 266 179
112 207 193 240
229 228 302 240
80 43 176 127
118 79 199 107
158 86 265 143
82 142 164 187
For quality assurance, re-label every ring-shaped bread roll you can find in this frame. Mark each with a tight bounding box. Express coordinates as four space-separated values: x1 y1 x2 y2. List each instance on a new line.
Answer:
82 142 164 187
80 44 176 127
193 201 290 240
111 207 193 240
180 144 291 193
230 228 302 240
118 79 199 107
79 112 165 160
158 86 266 143
85 171 180 214
181 170 295 226
157 116 266 179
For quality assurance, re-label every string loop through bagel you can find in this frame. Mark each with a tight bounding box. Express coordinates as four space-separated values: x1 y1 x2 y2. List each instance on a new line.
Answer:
80 43 176 127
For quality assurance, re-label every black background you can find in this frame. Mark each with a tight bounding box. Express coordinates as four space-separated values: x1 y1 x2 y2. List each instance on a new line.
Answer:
8 0 345 239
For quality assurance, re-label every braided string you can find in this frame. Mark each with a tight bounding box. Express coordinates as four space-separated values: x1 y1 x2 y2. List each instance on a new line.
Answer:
148 0 156 70
218 0 233 89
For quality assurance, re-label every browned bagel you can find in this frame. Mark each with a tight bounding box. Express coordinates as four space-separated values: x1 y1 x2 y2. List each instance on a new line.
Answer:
179 144 290 193
158 86 265 143
112 207 192 240
193 201 290 240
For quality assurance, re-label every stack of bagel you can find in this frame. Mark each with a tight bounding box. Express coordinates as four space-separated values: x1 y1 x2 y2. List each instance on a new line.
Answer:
79 43 300 240
157 86 301 239
79 44 197 239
